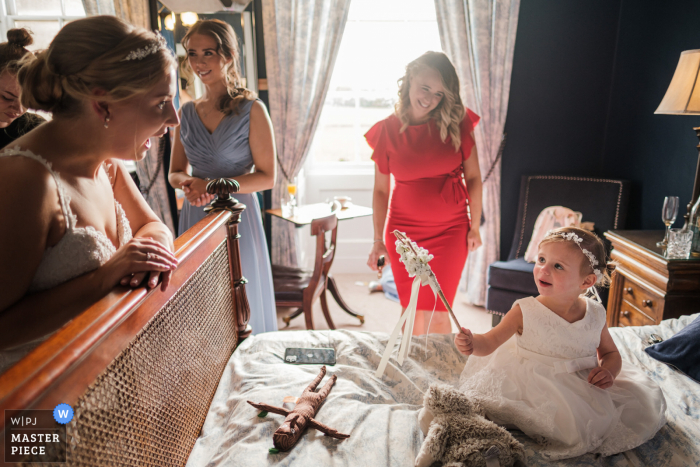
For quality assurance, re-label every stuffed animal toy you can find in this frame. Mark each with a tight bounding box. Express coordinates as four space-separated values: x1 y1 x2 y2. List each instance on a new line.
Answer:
415 384 525 467
248 366 350 451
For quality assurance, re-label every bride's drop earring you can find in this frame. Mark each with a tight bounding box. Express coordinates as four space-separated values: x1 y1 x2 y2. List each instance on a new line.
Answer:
104 117 110 129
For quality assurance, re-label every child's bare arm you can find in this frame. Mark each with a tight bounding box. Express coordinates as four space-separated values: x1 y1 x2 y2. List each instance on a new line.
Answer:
588 325 622 389
455 304 523 356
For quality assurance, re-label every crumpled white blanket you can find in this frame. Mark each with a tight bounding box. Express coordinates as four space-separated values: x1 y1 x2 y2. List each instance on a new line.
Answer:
186 315 700 467
186 330 465 467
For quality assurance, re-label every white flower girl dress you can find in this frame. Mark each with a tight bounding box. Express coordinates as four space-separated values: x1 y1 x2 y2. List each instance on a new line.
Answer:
459 296 666 460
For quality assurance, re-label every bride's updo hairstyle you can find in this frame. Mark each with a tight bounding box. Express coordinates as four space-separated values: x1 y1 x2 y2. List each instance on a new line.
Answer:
396 51 465 152
0 28 34 74
181 19 255 116
18 16 176 116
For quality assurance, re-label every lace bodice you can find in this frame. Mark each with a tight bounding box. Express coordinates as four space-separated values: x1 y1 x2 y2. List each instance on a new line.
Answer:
0 147 132 292
516 296 606 359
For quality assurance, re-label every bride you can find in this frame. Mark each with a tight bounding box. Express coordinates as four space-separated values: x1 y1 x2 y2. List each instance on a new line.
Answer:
0 16 180 373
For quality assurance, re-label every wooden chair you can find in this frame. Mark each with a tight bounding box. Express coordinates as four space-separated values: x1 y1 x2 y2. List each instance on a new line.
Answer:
272 212 339 330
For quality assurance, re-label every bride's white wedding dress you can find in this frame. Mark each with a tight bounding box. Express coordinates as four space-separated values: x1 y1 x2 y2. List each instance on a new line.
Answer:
0 147 132 374
459 296 667 460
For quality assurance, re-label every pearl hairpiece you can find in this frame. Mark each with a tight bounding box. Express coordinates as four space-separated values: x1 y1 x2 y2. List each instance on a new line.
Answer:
545 230 604 285
121 33 168 61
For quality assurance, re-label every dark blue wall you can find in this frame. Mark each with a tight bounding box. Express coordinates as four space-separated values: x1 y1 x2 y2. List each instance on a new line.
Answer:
602 0 700 232
500 0 700 259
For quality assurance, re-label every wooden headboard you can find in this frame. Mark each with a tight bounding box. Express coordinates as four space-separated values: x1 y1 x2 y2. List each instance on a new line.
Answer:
0 197 251 465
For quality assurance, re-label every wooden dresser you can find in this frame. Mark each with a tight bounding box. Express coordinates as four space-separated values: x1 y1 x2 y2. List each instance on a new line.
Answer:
605 230 700 327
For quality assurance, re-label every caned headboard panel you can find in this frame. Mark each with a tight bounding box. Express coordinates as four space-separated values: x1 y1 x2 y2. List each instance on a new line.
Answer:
0 202 250 465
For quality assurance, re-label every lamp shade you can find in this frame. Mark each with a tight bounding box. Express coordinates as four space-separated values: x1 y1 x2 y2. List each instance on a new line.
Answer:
656 49 700 115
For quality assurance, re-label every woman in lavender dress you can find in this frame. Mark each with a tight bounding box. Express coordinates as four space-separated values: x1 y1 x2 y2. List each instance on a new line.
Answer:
169 19 277 334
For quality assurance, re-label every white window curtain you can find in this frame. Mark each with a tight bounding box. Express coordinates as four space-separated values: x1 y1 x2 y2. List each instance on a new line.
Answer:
263 0 351 266
434 0 520 306
81 0 149 29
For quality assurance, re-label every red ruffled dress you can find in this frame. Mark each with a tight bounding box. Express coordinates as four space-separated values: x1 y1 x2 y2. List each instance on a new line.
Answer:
365 109 480 311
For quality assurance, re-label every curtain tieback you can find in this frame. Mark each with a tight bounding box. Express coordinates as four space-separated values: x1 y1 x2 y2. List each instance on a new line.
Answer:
440 167 468 204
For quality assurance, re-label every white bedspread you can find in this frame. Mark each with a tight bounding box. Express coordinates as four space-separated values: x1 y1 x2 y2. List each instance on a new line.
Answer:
186 315 699 467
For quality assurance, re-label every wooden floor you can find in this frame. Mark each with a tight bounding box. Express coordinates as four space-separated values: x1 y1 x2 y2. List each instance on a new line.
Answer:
275 273 493 335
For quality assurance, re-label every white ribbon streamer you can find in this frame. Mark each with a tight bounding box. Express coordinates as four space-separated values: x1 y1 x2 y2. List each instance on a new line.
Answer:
424 275 440 355
375 277 421 378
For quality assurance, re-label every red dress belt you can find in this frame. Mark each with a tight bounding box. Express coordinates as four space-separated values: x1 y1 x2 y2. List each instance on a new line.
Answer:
440 166 468 205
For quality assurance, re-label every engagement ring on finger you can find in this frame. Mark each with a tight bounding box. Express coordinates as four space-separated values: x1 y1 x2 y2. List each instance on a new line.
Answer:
147 253 153 261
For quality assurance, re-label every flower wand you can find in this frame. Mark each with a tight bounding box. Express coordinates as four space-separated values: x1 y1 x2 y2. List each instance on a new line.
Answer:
374 231 466 379
392 230 465 335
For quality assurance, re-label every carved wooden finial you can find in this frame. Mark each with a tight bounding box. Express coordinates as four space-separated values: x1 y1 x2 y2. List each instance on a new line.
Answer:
204 178 241 214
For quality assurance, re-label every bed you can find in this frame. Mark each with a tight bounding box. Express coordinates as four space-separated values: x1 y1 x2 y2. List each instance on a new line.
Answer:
1 193 698 466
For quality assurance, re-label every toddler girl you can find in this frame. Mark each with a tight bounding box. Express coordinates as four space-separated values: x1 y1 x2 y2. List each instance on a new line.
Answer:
453 227 666 460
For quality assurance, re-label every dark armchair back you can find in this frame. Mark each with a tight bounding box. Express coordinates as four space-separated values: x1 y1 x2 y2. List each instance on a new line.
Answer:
508 175 631 261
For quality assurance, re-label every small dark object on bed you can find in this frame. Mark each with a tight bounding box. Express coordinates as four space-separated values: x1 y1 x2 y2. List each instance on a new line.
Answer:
646 333 664 346
645 315 700 383
284 347 336 365
247 366 350 451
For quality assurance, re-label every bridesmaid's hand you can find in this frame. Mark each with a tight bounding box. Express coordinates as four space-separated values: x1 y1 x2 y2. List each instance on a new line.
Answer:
367 241 390 271
181 178 215 207
467 228 482 252
588 367 614 389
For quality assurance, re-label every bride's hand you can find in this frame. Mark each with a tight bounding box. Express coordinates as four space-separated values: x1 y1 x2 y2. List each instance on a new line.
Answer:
99 237 178 292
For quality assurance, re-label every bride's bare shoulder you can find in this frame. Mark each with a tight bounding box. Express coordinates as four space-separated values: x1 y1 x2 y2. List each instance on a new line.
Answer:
0 147 59 208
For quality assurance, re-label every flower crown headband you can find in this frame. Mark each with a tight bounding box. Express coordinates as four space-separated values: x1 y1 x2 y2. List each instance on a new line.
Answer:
545 230 604 285
121 32 168 61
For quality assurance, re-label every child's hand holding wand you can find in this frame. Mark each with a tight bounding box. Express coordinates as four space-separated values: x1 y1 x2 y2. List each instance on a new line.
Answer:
454 327 474 356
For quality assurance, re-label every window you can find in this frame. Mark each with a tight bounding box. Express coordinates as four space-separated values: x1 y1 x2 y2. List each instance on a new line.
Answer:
2 0 86 51
310 0 442 164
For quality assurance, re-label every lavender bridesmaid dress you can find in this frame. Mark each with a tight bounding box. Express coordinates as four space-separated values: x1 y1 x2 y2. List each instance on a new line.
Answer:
178 99 277 334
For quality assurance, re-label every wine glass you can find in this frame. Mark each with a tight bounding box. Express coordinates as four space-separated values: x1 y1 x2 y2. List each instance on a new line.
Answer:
657 196 680 247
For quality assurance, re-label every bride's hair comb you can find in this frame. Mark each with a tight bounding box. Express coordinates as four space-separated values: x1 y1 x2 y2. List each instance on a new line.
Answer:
122 32 168 61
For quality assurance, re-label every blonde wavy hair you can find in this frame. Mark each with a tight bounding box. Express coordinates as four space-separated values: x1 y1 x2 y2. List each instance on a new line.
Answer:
181 19 255 116
18 16 176 116
395 51 464 152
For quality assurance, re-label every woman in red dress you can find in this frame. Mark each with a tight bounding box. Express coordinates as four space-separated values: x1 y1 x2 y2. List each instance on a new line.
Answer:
366 52 482 335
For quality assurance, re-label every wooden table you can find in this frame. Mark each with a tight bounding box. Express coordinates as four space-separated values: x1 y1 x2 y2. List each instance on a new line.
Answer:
266 202 373 226
605 230 700 327
265 202 373 324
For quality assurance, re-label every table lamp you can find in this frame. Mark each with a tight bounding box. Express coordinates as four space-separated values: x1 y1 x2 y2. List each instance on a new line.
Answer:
655 49 700 228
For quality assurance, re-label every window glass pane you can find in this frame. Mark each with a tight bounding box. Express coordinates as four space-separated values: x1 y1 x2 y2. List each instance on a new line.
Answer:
15 0 62 15
312 0 441 163
64 0 87 16
14 21 61 51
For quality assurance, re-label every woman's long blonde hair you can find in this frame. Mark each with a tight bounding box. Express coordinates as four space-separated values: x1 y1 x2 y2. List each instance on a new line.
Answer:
181 19 255 116
395 51 464 152
18 16 176 116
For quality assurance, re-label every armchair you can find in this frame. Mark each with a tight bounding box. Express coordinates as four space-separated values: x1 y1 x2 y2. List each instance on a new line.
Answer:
486 175 630 325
